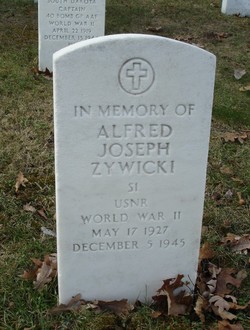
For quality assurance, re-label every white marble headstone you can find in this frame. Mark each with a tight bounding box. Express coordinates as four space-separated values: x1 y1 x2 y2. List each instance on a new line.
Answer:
38 0 106 71
221 0 250 17
54 34 216 304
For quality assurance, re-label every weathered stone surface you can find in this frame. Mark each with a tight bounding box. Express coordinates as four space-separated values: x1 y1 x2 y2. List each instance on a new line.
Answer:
39 0 105 71
53 34 216 303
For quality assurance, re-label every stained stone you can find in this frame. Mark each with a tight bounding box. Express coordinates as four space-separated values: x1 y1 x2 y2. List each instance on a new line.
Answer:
53 34 216 304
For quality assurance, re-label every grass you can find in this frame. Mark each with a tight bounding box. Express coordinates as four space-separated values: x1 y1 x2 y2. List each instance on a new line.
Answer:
0 0 249 329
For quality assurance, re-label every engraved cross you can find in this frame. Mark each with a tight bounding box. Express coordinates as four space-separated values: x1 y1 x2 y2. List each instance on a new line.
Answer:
126 62 148 90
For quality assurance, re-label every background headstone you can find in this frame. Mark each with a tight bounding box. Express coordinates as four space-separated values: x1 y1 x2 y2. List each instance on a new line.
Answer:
38 0 106 72
221 0 250 17
54 34 216 304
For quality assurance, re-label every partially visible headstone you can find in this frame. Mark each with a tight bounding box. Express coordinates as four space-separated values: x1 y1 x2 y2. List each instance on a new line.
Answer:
39 0 106 72
53 34 216 304
221 0 250 17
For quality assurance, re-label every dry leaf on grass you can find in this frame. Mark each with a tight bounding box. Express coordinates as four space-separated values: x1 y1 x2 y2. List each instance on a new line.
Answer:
153 274 192 316
239 83 250 92
49 294 86 314
22 254 57 290
227 301 249 311
218 320 244 330
199 242 215 261
221 132 248 144
22 269 38 281
236 192 245 206
206 264 221 294
50 296 132 316
34 254 57 290
209 295 237 320
32 67 53 80
198 242 215 273
210 295 249 323
37 208 48 220
15 172 28 193
195 259 248 323
233 69 246 80
23 204 36 213
215 269 242 296
221 233 250 254
194 296 209 323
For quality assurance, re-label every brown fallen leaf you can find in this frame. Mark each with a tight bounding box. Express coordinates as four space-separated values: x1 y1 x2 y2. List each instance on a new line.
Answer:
32 67 53 80
221 233 250 254
21 258 43 280
49 294 86 314
228 301 249 311
221 233 241 245
236 192 245 206
232 236 250 254
218 320 244 330
199 242 215 267
153 275 192 316
22 269 37 281
15 172 28 193
200 242 215 260
96 299 133 316
221 132 248 144
194 296 209 323
239 83 250 92
37 208 48 220
43 68 53 80
215 269 242 296
34 258 53 290
31 258 43 268
209 295 237 320
207 263 221 294
22 254 57 289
